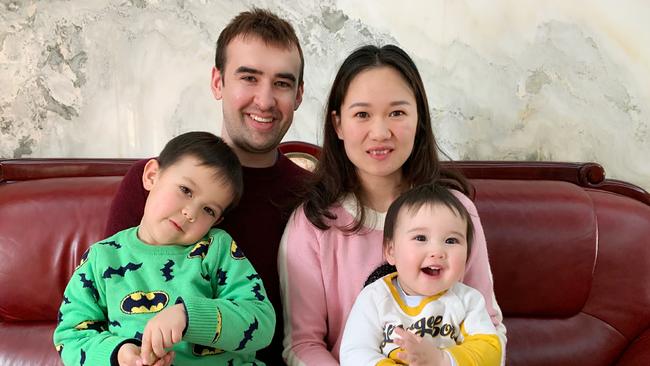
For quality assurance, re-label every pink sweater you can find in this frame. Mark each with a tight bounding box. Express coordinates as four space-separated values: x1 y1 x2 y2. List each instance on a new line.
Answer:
278 191 505 366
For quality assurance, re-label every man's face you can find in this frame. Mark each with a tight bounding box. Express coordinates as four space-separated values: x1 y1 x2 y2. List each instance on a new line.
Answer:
211 36 303 155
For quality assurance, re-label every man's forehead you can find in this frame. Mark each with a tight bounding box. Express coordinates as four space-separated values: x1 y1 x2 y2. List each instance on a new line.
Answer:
224 35 301 73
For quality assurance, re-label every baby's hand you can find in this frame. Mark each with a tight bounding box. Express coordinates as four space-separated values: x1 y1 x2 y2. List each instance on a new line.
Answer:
394 327 449 366
140 303 186 365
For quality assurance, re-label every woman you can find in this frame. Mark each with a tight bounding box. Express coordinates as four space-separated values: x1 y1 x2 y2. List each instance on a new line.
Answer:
279 44 505 365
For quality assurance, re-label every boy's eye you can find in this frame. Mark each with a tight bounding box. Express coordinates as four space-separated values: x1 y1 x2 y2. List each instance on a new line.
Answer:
179 186 192 197
414 235 426 242
445 237 460 245
203 207 216 217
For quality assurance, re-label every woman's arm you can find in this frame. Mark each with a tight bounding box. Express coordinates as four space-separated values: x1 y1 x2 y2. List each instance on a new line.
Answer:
452 191 507 363
278 208 340 366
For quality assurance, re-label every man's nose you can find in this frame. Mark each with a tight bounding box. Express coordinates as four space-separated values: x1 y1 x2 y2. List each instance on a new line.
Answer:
254 83 276 110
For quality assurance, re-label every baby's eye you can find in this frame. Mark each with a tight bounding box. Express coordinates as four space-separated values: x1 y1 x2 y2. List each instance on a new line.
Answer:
414 235 427 242
445 237 460 245
203 207 216 217
179 186 192 197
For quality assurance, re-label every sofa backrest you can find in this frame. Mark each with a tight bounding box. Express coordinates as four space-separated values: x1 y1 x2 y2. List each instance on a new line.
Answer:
1 151 649 366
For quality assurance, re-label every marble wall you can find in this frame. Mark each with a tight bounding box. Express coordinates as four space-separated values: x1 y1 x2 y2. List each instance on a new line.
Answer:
1 0 648 190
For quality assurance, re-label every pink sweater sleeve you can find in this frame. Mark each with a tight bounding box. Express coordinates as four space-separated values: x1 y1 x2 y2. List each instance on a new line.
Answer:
453 191 507 342
278 207 339 366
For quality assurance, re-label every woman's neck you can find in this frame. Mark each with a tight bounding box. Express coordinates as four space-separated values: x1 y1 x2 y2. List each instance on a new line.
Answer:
357 172 405 212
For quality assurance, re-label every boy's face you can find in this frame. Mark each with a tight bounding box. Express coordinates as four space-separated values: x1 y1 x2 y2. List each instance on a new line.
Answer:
385 203 468 297
211 35 304 155
138 155 234 246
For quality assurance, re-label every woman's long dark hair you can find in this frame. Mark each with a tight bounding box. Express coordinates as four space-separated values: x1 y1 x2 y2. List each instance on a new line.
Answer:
302 44 469 232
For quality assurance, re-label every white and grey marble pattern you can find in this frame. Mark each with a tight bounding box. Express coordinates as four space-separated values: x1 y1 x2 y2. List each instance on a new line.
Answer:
1 0 648 190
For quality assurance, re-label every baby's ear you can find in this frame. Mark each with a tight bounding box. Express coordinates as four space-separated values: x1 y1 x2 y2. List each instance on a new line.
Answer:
142 159 160 191
384 242 396 265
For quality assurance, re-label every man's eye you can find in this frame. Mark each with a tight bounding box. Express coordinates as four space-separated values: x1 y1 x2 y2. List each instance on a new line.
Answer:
242 76 256 82
203 207 216 217
414 235 426 242
179 186 192 197
275 80 292 88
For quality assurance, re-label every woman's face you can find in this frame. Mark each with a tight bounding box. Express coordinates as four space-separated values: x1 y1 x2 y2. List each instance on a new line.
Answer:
333 66 418 187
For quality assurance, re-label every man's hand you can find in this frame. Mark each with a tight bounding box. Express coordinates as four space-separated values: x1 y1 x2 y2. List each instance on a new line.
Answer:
140 303 187 365
394 327 449 366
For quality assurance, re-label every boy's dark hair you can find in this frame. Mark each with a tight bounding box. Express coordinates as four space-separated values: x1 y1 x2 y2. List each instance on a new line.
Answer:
215 8 304 85
158 131 243 216
302 44 469 233
365 184 474 287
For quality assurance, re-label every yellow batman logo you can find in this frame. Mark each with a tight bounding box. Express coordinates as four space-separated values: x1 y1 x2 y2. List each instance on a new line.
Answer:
192 344 225 356
188 238 212 259
212 308 222 343
230 241 245 260
74 320 106 332
121 291 169 314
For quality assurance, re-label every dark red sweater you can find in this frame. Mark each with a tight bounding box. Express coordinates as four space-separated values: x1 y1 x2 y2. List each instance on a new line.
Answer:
104 152 310 364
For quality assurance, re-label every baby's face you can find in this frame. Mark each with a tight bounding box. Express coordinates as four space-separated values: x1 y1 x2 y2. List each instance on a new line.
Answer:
385 203 468 297
138 155 233 246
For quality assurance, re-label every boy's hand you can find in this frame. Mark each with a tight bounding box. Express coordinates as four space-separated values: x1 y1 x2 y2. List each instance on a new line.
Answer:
118 343 142 366
394 327 449 366
140 303 186 365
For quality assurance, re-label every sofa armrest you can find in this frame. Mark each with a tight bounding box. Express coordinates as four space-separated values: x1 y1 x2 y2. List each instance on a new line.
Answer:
617 328 650 365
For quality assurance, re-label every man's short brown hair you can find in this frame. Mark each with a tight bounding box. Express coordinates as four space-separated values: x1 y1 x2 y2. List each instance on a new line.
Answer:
215 8 304 84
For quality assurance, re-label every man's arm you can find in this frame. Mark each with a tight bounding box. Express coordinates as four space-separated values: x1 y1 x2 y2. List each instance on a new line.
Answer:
104 159 149 237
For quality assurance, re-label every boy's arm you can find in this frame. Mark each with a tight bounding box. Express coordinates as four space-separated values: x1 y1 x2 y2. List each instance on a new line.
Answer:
339 285 391 366
179 229 276 353
104 159 149 237
53 247 136 365
445 286 503 366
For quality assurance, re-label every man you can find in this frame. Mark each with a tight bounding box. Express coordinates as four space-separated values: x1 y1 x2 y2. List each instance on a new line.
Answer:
105 9 309 364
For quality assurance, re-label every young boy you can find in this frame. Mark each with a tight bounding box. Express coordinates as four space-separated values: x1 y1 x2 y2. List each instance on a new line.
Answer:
54 131 275 366
339 184 502 366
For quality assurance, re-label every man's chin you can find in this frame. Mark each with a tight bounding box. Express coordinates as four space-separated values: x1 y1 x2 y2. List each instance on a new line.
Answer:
232 139 280 154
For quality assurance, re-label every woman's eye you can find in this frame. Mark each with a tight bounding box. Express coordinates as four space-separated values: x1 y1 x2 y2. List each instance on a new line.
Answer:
203 207 216 217
179 186 192 197
389 110 405 117
355 111 369 119
414 235 426 242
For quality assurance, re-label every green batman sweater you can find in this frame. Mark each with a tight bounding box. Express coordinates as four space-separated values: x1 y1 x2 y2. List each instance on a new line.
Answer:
53 227 275 366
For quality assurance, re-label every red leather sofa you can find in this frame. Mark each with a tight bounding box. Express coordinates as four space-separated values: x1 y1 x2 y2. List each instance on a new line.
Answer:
1 142 649 366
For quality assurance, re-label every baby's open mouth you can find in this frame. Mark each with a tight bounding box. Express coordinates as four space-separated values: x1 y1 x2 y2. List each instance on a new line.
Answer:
421 266 441 276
